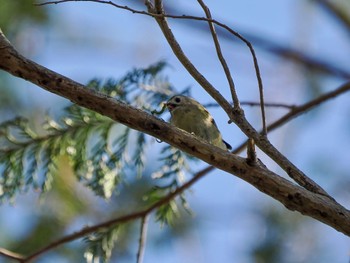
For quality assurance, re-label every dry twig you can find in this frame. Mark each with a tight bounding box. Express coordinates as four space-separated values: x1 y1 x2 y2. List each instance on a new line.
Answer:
1 29 350 263
196 0 240 110
136 215 149 263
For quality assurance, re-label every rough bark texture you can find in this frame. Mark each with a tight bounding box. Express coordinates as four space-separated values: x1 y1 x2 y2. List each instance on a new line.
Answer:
0 31 350 236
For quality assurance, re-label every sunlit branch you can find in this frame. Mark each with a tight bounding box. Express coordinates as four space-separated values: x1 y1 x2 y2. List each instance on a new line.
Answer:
0 248 24 262
136 215 149 263
37 0 334 200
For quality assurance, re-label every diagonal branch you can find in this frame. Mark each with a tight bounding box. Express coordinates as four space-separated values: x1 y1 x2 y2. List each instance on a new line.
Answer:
199 79 350 182
196 0 266 165
149 0 234 115
1 27 350 240
36 0 350 81
36 0 335 197
142 0 331 197
0 248 24 262
205 101 297 110
232 80 350 155
17 164 210 262
36 0 269 137
196 0 240 110
266 81 350 132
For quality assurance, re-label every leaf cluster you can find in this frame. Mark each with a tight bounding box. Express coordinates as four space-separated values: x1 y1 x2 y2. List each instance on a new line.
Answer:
0 61 197 260
83 225 120 263
0 61 182 199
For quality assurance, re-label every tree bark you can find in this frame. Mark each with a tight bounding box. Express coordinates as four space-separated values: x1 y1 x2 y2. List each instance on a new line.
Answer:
0 30 350 236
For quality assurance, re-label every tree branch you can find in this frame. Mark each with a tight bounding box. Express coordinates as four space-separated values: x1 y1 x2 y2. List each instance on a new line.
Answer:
14 162 210 262
0 248 24 262
5 2 335 200
1 29 350 239
136 215 149 263
266 81 350 132
136 0 331 197
196 0 240 110
36 0 239 114
196 0 267 135
36 0 350 81
205 101 297 110
161 2 350 79
230 81 350 170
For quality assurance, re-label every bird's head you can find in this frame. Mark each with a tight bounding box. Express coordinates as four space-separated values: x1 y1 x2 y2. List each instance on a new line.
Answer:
166 95 195 113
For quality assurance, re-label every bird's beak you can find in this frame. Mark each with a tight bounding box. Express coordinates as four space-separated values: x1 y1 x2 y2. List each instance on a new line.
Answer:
166 102 175 112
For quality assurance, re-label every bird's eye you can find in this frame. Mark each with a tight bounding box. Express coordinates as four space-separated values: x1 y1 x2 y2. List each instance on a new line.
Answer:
175 97 181 103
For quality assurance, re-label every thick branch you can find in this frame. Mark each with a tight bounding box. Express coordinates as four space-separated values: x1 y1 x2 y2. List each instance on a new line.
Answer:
143 1 331 197
0 30 350 237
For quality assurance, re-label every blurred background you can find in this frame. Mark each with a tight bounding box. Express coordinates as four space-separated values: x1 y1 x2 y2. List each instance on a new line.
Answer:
0 0 350 262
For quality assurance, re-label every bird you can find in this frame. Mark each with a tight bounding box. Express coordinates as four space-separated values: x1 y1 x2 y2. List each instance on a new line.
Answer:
166 95 232 151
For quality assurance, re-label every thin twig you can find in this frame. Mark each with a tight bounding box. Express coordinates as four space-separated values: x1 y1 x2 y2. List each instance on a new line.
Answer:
36 0 332 197
232 80 350 154
246 138 257 165
0 248 24 262
2 23 350 240
149 0 233 116
160 3 350 79
36 0 350 81
200 80 350 182
154 0 162 11
267 80 350 132
204 101 297 110
36 0 257 112
38 0 267 134
136 215 149 263
16 167 211 263
196 0 239 110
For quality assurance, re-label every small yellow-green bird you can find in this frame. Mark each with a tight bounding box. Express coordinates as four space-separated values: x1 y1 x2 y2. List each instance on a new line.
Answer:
166 95 232 151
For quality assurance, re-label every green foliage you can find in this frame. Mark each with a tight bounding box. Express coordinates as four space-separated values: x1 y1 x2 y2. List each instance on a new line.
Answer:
144 145 195 226
0 1 49 35
0 60 194 218
0 61 197 261
0 61 182 201
84 225 120 263
0 117 58 201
